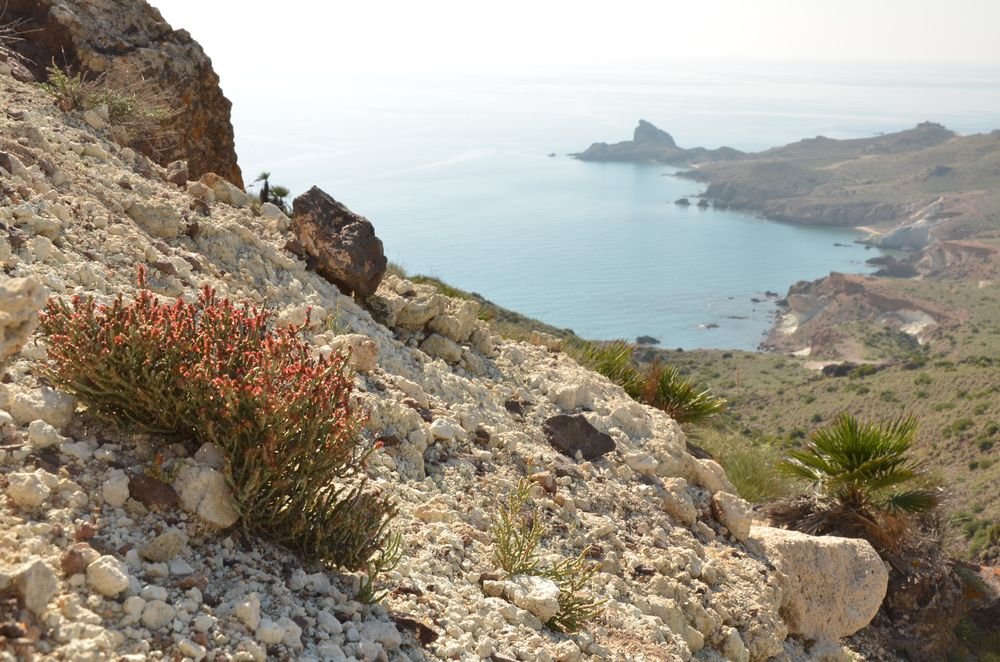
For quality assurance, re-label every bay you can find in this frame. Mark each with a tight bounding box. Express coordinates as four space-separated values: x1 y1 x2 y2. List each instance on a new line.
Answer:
228 63 1000 349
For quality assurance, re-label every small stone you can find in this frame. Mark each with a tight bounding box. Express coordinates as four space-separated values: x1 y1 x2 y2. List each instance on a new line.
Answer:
193 613 216 632
5 470 52 508
61 542 99 577
86 555 130 597
420 333 463 363
140 585 168 602
529 471 556 494
178 638 207 661
169 559 194 576
27 419 64 448
128 473 179 508
172 462 239 528
503 575 561 623
82 144 108 160
255 618 284 645
140 600 176 629
83 109 107 130
429 418 463 442
123 595 146 617
102 469 131 508
165 160 189 186
234 593 261 630
9 386 76 428
328 334 378 373
277 616 303 649
12 560 58 615
140 528 186 563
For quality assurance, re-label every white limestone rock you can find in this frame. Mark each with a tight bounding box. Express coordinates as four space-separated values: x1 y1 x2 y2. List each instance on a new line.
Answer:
328 333 379 373
503 575 561 623
711 491 752 542
6 469 57 509
172 460 239 529
12 559 58 615
0 276 46 369
140 599 176 630
234 593 261 630
255 618 284 645
8 385 76 429
421 333 463 363
750 525 888 641
86 555 130 597
27 419 66 449
102 469 131 508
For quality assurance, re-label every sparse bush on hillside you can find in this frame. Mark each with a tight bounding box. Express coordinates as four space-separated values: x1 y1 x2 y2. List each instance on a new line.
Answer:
768 413 941 557
39 270 396 576
491 478 605 632
41 62 177 159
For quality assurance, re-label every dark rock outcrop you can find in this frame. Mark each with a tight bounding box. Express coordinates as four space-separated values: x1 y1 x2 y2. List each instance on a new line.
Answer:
290 187 387 298
4 0 243 186
543 414 615 460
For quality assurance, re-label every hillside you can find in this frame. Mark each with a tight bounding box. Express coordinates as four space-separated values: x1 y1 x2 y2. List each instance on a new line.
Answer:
0 23 907 662
682 123 1000 239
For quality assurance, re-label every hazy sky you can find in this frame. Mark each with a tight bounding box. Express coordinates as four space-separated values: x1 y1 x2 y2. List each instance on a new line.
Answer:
154 0 1000 88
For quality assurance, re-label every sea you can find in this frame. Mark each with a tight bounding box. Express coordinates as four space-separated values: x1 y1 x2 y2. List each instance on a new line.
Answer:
226 61 1000 350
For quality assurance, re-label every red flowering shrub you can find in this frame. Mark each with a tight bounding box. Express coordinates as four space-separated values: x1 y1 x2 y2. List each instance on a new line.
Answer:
39 273 394 571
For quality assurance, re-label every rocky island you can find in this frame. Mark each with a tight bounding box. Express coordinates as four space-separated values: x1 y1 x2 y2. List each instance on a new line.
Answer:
573 120 744 164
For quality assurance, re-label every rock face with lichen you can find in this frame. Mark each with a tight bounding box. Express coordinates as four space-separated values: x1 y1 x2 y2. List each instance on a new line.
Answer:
4 0 243 187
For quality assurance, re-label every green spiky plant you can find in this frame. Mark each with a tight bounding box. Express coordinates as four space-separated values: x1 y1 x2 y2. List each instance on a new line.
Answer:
564 339 643 399
641 362 727 425
769 413 941 555
564 341 725 426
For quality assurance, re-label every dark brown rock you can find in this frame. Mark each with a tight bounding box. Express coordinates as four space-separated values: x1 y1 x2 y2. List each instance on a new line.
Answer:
4 0 243 186
128 473 179 508
543 413 616 461
59 543 95 576
165 160 189 186
290 186 387 298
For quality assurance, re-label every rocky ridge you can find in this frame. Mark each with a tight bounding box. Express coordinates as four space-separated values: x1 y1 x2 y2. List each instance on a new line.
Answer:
0 61 895 662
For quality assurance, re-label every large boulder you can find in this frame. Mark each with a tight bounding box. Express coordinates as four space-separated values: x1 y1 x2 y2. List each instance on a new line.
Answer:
543 413 616 461
0 276 46 370
750 525 888 642
290 187 387 298
4 0 243 186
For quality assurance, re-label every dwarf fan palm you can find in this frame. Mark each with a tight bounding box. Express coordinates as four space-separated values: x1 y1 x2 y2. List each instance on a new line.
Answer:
778 413 939 514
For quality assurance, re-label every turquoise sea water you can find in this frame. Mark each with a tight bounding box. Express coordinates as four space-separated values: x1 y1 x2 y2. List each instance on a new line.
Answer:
228 63 1000 349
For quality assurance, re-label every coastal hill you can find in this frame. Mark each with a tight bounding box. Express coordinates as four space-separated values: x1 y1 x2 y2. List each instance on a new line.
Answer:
577 120 1000 245
684 122 1000 240
0 2 908 661
573 120 744 164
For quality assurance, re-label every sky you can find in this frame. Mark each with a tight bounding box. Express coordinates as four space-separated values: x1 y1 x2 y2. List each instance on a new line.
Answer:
153 0 1000 89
